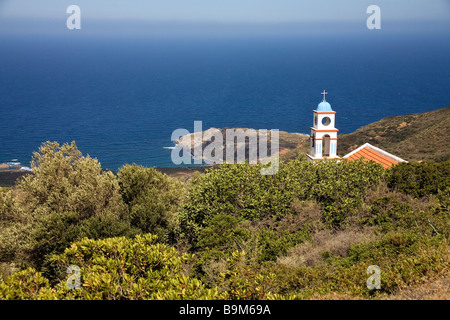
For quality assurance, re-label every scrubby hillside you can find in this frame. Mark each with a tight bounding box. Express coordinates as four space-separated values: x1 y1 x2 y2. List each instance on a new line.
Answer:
338 106 450 162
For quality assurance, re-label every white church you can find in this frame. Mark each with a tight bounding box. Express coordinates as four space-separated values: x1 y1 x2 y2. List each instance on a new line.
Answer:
307 91 407 168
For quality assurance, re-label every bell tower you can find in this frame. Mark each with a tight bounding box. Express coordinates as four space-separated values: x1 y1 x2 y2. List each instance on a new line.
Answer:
307 90 340 161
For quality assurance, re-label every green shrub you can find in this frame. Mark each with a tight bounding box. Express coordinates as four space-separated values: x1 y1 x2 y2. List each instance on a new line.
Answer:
0 141 136 270
118 164 187 243
0 268 50 300
217 251 278 300
17 141 127 220
257 228 310 262
28 211 140 276
181 158 385 240
0 234 222 300
360 192 449 237
195 214 250 251
388 160 450 198
2 142 448 301
179 163 295 241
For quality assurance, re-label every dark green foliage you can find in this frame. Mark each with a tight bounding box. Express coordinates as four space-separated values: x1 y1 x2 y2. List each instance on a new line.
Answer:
285 159 385 226
257 228 310 262
181 158 385 241
361 196 415 231
196 214 250 251
118 164 187 243
29 211 140 279
182 163 294 225
360 193 449 237
388 160 450 198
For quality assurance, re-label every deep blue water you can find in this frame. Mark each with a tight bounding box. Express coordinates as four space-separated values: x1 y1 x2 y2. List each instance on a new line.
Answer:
0 32 449 170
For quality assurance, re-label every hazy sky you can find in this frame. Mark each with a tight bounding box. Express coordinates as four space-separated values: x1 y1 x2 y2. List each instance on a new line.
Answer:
1 0 449 22
0 0 449 35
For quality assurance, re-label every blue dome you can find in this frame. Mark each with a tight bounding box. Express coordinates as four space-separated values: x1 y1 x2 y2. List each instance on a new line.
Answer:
316 101 333 112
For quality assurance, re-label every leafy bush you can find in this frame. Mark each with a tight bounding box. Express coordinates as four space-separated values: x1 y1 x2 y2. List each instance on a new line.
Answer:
117 164 187 243
257 228 310 263
0 268 50 300
284 158 386 226
17 141 127 219
388 160 450 198
0 141 136 271
28 211 140 274
217 251 278 300
181 163 294 231
0 234 221 300
195 214 250 251
181 158 385 241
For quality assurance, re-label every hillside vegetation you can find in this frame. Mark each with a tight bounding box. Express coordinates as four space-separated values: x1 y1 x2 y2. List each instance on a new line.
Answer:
338 106 450 162
0 141 448 300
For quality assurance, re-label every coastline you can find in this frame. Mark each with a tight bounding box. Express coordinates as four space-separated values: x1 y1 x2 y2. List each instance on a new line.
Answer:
0 128 309 187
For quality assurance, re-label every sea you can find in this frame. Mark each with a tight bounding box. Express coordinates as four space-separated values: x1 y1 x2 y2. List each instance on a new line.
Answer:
1 27 449 170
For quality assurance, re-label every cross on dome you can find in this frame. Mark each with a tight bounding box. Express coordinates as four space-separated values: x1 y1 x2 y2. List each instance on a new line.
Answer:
321 90 328 101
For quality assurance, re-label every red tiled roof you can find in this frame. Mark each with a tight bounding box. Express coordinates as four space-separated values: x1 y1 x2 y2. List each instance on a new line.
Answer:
345 146 399 169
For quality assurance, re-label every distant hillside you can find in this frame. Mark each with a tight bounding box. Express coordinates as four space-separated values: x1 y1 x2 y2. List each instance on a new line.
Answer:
177 127 309 164
337 106 450 162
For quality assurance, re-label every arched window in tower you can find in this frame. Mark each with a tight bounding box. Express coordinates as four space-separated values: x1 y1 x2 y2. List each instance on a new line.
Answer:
323 135 330 157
